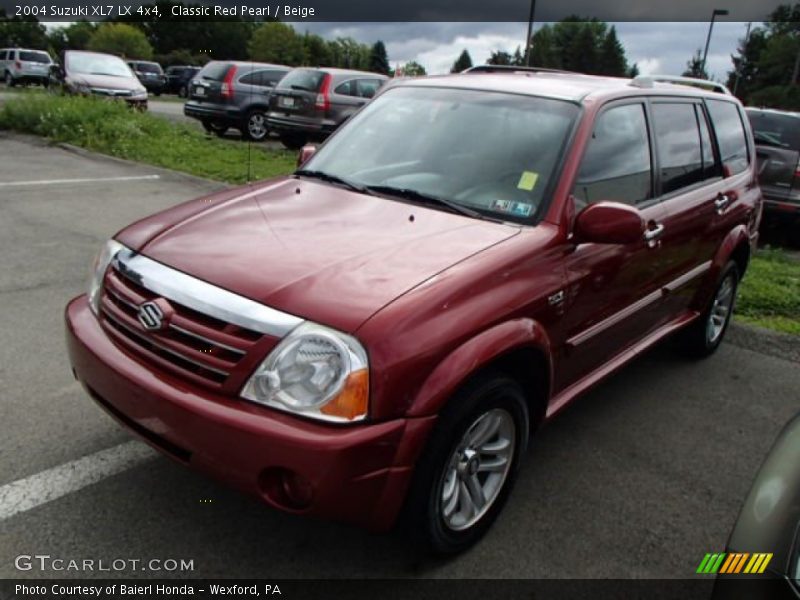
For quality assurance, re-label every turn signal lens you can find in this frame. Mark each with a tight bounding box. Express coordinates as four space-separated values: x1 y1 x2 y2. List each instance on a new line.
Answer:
320 370 369 421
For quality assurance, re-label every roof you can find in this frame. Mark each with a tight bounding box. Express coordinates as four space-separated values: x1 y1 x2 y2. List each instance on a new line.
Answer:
394 69 736 104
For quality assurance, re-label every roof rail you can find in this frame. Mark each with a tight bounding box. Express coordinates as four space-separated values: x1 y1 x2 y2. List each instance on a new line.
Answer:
630 74 731 95
464 65 574 75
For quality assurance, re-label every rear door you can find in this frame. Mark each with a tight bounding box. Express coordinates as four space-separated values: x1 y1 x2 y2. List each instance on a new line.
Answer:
270 69 326 117
747 109 800 205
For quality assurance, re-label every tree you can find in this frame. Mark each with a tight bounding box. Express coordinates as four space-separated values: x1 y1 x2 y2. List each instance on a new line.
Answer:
727 28 768 99
248 22 304 65
48 21 98 56
0 12 48 49
395 61 426 77
303 32 331 66
369 41 390 75
487 50 513 65
451 49 473 73
88 23 153 59
529 17 633 76
682 49 709 79
512 46 525 66
599 26 627 76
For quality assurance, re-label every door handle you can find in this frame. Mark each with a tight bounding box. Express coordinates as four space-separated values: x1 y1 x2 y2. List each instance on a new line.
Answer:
644 223 664 248
715 194 730 214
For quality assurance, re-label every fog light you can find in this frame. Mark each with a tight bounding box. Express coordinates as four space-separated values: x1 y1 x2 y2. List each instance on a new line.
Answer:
259 467 313 511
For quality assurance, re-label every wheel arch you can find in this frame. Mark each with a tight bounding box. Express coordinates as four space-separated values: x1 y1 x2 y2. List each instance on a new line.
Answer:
405 319 553 430
692 225 751 311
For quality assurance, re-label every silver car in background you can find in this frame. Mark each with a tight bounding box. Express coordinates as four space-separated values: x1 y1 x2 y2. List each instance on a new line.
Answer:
0 48 52 87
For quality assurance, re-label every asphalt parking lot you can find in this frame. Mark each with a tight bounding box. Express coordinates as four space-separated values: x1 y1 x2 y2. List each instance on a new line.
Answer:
0 134 798 580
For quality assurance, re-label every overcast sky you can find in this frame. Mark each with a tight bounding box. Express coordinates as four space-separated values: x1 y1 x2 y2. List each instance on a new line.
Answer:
298 22 752 81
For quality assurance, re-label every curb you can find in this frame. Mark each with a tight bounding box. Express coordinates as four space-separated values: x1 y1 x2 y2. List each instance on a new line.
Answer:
727 321 800 363
0 131 229 190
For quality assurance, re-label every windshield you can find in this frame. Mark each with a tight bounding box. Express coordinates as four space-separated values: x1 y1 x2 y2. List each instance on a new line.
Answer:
20 51 50 63
67 53 133 78
747 110 800 151
302 86 579 222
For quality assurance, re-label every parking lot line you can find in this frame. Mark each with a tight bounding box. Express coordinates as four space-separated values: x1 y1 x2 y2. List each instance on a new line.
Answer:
0 441 155 521
0 175 160 187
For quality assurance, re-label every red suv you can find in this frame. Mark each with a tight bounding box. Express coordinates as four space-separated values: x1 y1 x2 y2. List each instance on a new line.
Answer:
65 67 761 554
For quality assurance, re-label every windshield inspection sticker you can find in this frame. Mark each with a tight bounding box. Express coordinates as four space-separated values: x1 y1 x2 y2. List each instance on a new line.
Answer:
517 171 539 191
492 200 534 217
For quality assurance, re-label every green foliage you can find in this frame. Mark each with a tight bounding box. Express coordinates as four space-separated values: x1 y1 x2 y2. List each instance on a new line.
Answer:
0 11 48 49
529 17 632 76
0 93 295 184
153 49 209 67
249 22 305 65
487 51 513 66
749 85 800 111
303 32 332 66
88 23 153 60
369 41 390 75
736 248 800 335
396 61 426 77
682 49 709 79
451 49 473 73
47 21 98 56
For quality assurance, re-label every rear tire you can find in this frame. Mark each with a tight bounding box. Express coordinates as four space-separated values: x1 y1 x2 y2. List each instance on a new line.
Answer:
242 109 269 142
202 120 228 136
178 85 188 98
680 261 739 358
402 374 530 555
280 133 307 150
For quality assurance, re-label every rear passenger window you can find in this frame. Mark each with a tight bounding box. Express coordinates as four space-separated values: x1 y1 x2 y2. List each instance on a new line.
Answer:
356 79 381 98
334 80 354 96
238 71 259 85
262 70 286 87
651 102 705 195
706 100 749 175
573 103 652 208
695 105 720 180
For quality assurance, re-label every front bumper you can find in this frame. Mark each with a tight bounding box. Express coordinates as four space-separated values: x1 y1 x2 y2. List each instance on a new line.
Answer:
65 295 435 530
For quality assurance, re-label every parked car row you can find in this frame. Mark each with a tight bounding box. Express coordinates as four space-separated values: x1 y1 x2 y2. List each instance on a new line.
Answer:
183 61 389 147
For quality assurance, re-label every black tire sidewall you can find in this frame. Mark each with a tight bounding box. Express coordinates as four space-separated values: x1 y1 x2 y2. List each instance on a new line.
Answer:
280 133 307 150
407 375 529 554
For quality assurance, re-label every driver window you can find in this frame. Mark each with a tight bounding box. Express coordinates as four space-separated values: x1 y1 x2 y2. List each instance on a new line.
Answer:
572 103 652 209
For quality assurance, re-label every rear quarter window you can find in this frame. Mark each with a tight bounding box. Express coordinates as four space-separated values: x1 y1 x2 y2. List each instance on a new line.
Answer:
706 99 750 175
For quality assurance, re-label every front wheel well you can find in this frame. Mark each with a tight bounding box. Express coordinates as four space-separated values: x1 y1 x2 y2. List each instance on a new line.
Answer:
464 347 550 431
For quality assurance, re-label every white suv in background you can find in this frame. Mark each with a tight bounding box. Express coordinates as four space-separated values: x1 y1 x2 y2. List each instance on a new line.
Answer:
1 48 53 87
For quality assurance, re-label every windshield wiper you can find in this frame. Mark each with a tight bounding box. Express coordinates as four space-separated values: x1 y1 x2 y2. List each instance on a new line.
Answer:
365 185 493 221
295 169 370 194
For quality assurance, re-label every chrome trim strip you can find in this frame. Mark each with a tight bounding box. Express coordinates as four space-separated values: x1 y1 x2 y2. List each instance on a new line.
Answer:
105 285 138 311
169 324 246 356
662 260 711 293
101 308 230 377
566 289 663 348
567 260 714 348
112 248 304 337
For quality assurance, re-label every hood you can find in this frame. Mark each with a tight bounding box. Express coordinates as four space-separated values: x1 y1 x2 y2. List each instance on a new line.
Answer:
68 72 144 92
136 178 520 333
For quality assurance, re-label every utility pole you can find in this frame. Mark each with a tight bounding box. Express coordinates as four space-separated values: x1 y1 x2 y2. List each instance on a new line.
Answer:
524 0 536 66
702 8 730 74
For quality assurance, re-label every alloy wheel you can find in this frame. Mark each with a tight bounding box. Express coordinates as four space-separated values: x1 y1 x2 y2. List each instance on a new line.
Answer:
706 273 735 344
439 408 516 531
248 113 267 140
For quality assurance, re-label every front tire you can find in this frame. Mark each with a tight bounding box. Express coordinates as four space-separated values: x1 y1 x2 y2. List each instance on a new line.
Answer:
680 261 739 358
178 85 188 98
202 120 228 136
280 133 307 150
4 71 14 87
402 374 530 555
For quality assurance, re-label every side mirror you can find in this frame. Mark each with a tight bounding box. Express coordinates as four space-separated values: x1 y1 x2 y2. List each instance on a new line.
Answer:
574 201 645 245
297 144 317 167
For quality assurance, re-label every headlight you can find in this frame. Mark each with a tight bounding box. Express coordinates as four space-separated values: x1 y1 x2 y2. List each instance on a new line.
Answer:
131 88 147 99
88 239 126 315
71 81 91 95
241 322 369 423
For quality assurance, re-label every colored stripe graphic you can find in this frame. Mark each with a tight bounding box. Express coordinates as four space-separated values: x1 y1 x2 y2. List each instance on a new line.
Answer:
700 552 774 575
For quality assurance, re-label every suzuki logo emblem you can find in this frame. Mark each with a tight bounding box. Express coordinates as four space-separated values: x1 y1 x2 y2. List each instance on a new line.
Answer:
137 301 165 331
